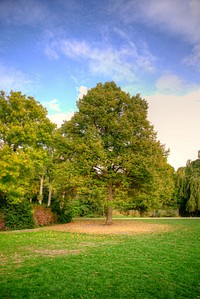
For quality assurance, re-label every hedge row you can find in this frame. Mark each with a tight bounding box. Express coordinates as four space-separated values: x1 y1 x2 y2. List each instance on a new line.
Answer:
0 201 72 231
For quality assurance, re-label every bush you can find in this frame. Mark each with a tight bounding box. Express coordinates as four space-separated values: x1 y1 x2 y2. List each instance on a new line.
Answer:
151 209 179 217
33 205 57 226
51 201 72 224
68 198 103 218
0 201 34 230
57 209 72 223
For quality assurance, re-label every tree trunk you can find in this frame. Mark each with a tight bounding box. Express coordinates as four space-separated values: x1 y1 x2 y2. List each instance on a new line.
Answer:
105 185 113 225
60 192 65 209
38 175 44 204
47 187 52 207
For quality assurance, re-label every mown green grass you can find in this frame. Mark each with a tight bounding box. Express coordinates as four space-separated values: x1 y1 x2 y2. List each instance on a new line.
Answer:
0 219 200 299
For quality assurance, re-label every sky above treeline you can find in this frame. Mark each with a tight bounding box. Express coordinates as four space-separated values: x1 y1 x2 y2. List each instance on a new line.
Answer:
0 0 200 169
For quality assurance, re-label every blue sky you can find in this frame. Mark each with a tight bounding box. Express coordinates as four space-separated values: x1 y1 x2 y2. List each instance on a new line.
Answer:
1 0 200 169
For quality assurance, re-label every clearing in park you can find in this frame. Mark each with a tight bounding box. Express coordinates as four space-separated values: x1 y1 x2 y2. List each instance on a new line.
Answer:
0 218 200 299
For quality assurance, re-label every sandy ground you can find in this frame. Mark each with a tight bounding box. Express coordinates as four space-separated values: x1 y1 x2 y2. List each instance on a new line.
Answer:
47 219 172 235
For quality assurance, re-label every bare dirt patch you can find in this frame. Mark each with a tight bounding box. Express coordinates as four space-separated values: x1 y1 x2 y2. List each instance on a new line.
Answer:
47 219 172 235
33 249 81 256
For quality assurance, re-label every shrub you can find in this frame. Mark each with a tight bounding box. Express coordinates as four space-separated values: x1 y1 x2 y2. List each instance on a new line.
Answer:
68 198 103 218
152 209 179 217
0 201 34 230
51 201 72 223
33 205 57 226
57 209 72 223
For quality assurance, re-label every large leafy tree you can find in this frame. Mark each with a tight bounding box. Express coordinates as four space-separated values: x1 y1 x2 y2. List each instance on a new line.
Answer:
0 90 56 204
61 82 171 224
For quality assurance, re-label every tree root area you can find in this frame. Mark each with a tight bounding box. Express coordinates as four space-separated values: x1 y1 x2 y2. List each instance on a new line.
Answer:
47 219 172 235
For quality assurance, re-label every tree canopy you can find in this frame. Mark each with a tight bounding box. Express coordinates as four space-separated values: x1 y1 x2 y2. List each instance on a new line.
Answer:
0 91 56 204
60 82 174 224
0 90 55 151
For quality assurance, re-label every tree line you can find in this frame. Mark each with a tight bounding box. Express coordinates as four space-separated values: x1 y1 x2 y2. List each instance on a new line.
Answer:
0 82 198 229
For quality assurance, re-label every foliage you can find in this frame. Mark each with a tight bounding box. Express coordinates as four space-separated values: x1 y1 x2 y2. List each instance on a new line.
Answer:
50 200 72 223
0 90 55 151
68 198 104 217
0 201 34 230
56 209 72 223
118 163 177 215
151 208 179 217
60 82 173 223
176 159 200 216
51 160 79 204
0 145 35 204
33 205 57 226
0 90 56 206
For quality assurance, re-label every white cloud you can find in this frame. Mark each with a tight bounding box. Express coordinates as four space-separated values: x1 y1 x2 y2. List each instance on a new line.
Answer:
155 73 198 95
77 86 88 100
144 0 200 43
44 43 59 60
182 44 200 72
0 64 32 92
146 89 200 169
43 98 74 127
48 112 74 127
45 38 155 83
60 40 91 58
0 0 53 27
43 99 61 112
112 0 200 44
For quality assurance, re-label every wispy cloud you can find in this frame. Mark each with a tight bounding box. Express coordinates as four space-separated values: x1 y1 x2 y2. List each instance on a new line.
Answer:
155 73 199 95
42 97 74 127
0 63 32 92
0 0 54 27
42 97 75 127
45 37 156 83
44 43 59 60
112 0 200 44
182 44 200 72
43 99 61 112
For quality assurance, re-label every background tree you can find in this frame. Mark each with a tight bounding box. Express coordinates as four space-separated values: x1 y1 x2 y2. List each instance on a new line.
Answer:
0 145 35 204
176 159 200 216
119 161 176 216
61 82 172 224
0 91 55 151
0 90 56 205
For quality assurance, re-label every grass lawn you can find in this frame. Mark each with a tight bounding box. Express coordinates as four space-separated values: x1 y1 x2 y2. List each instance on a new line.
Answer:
0 219 200 299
